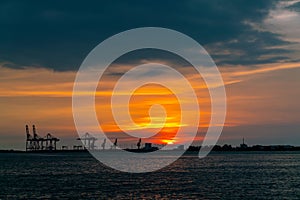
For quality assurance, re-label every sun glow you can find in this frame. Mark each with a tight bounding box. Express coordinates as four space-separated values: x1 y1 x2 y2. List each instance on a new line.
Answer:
96 83 185 143
162 139 175 144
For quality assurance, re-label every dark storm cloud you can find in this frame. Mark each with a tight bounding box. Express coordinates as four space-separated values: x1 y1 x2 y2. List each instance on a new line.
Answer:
210 30 292 66
288 1 300 12
0 0 288 71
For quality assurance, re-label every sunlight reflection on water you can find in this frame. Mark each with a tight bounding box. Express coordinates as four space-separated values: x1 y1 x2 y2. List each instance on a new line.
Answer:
1 152 300 199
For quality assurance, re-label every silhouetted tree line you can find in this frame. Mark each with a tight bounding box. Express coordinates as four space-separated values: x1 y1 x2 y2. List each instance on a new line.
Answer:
187 145 300 151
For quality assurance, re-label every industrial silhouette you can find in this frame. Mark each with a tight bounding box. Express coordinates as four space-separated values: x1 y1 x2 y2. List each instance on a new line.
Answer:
23 127 300 153
25 125 59 151
111 138 118 149
137 138 141 149
77 132 97 150
240 137 248 149
101 138 106 150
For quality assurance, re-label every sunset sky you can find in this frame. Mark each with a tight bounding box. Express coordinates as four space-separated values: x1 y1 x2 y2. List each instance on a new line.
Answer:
1 0 300 150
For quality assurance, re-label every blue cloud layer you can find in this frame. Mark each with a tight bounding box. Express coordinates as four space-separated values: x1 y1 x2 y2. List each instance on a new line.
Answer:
0 0 295 71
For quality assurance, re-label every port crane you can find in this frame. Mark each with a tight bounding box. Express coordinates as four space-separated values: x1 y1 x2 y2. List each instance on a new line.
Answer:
77 132 97 150
25 125 59 151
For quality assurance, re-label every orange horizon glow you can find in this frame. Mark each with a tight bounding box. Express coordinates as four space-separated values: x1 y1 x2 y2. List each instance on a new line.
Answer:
1 61 300 146
96 83 188 144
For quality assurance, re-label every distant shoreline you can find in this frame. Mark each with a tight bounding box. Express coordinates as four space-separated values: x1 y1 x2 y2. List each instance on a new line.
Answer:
2 144 300 153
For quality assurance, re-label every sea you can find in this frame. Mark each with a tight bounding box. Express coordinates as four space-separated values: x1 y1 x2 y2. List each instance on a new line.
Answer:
1 151 300 199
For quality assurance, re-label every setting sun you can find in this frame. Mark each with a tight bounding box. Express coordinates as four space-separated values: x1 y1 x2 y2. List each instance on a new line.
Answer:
96 82 188 144
162 139 175 144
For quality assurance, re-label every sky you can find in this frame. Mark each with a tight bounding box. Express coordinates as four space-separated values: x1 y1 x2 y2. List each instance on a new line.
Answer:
1 0 300 150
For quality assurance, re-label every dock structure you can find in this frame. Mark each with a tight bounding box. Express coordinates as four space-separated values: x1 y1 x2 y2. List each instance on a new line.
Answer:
44 133 59 150
25 125 60 151
73 145 83 150
77 132 97 150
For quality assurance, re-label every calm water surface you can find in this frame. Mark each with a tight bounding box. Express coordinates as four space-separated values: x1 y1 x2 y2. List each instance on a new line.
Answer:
1 152 300 199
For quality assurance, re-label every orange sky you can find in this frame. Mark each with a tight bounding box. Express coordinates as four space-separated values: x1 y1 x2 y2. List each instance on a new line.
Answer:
1 61 300 150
